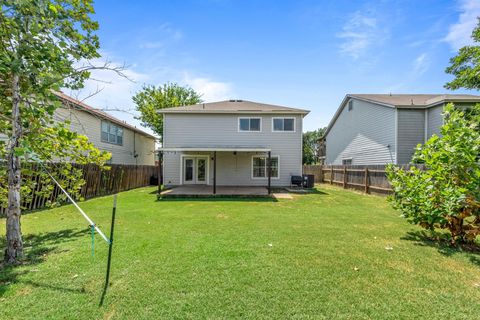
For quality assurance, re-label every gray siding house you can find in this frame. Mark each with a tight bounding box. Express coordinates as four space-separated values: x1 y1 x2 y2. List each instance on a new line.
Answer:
324 94 480 165
159 100 309 191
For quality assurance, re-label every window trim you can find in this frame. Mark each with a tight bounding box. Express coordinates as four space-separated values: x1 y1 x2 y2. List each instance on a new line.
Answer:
238 117 262 132
101 120 124 146
272 117 296 132
251 155 280 179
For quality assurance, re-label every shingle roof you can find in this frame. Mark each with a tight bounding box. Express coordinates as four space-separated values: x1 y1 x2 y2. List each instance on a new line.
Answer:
158 100 310 114
349 94 480 107
54 91 157 139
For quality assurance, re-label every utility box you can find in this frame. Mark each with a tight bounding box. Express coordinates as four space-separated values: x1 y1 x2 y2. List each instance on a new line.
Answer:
303 174 315 188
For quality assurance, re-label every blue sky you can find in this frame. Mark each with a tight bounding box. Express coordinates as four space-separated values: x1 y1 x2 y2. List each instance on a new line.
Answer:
74 0 480 134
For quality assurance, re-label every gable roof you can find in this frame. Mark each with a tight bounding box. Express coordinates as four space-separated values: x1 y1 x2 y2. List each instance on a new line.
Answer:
323 93 480 138
158 100 310 115
54 91 157 140
349 93 480 108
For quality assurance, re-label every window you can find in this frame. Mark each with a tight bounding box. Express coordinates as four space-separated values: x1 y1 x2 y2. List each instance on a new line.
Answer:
252 156 279 178
272 118 295 132
101 121 124 145
239 118 261 131
348 100 353 111
342 158 352 165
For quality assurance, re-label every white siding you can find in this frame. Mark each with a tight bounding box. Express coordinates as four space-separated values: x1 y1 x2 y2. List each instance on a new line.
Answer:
54 108 156 165
325 99 396 165
396 108 425 164
163 113 303 186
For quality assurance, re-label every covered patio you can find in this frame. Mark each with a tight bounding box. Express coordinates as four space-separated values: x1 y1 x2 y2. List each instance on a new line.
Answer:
159 185 270 198
158 147 274 196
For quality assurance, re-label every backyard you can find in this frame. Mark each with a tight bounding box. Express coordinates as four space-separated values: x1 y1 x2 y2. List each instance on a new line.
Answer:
1 185 479 319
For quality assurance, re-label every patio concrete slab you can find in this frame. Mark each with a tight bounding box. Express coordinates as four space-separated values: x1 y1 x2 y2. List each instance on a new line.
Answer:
273 193 293 199
160 185 270 198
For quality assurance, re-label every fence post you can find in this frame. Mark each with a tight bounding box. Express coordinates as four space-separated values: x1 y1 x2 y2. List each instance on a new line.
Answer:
343 167 347 188
364 168 369 194
330 167 333 185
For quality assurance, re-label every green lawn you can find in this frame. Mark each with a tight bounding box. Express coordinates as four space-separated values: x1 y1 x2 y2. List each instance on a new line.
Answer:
1 185 479 319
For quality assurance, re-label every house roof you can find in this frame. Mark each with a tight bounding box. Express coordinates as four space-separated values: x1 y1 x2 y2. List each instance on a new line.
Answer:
54 91 157 140
157 100 310 115
348 94 480 107
323 93 480 139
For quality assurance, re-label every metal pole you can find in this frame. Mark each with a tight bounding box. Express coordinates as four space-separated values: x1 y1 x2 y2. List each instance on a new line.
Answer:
99 194 117 306
267 151 271 194
213 151 217 195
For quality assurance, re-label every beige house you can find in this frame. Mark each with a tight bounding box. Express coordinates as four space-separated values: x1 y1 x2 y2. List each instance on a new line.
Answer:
53 92 157 165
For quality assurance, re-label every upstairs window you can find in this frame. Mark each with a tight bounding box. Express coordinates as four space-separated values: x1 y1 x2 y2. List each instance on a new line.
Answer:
239 117 261 132
342 158 352 165
273 118 295 132
101 121 124 145
348 100 354 111
252 156 279 178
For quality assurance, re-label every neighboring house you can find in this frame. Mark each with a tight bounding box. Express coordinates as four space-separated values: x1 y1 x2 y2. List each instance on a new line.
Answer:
54 92 157 165
1 93 157 165
323 94 480 165
158 100 309 190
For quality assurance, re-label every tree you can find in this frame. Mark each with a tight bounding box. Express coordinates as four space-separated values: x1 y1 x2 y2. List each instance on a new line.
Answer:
303 128 326 165
0 0 112 264
132 83 202 140
386 104 480 244
445 18 480 90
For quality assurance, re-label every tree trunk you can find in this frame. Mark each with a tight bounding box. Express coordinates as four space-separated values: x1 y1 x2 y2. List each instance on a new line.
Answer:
4 73 23 264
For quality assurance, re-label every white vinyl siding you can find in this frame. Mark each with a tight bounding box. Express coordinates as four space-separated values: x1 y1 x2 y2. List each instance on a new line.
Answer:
163 113 302 186
325 99 396 165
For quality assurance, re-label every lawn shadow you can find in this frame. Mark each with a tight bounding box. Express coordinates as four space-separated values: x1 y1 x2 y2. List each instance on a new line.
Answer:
0 228 88 296
157 197 278 203
401 230 480 267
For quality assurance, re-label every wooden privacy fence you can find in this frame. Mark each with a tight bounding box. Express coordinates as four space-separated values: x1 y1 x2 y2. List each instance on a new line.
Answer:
1 163 158 215
303 164 425 194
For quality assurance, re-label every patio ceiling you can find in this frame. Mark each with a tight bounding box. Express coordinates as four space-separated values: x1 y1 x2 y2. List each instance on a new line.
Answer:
158 147 271 152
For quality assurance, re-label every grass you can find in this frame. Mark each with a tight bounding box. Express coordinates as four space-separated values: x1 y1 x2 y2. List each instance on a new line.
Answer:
1 185 479 319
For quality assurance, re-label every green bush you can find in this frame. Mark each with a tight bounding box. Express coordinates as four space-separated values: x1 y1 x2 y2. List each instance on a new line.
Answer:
386 103 480 244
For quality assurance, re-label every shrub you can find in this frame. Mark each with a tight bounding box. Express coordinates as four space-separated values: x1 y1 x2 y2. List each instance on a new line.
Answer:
386 103 480 244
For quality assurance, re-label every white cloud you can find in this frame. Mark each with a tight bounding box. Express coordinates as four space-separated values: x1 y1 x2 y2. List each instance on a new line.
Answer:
412 53 430 76
337 11 387 59
183 73 234 102
445 0 480 50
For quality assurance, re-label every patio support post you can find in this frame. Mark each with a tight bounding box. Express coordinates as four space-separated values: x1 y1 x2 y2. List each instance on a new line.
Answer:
267 151 271 194
157 150 163 194
213 151 217 194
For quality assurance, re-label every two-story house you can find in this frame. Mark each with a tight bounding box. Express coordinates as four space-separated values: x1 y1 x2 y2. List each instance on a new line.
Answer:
323 94 480 165
159 100 309 194
54 92 157 165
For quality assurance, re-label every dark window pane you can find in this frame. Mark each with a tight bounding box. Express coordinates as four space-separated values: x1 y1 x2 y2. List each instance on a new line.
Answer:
197 159 206 181
284 119 294 131
185 159 193 181
101 131 108 142
239 119 249 131
273 119 283 131
116 136 123 145
109 133 116 143
250 118 260 131
101 121 108 133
